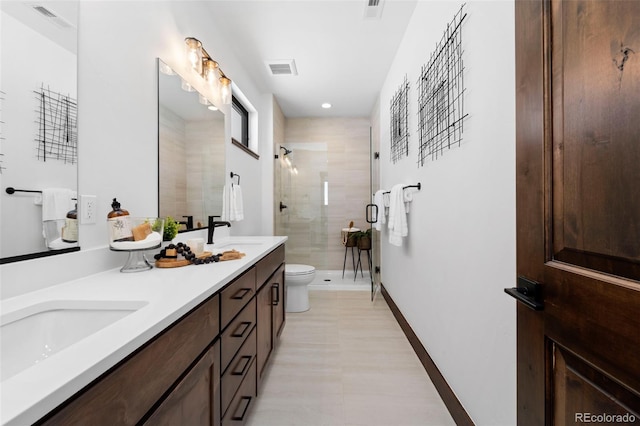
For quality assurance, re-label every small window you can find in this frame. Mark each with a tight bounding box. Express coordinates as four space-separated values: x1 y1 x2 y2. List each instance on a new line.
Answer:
231 96 249 148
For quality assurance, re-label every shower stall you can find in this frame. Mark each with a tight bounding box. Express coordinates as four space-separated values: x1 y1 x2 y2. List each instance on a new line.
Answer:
275 143 330 270
274 118 377 295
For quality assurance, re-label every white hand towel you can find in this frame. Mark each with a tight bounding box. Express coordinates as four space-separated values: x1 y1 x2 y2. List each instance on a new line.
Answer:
42 188 74 221
41 188 74 240
373 190 385 231
221 184 233 221
232 184 244 221
403 186 417 213
387 184 408 247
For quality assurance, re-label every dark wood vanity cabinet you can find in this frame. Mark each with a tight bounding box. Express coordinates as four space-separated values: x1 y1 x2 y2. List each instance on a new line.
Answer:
256 247 286 387
144 341 221 426
36 244 285 426
38 295 221 426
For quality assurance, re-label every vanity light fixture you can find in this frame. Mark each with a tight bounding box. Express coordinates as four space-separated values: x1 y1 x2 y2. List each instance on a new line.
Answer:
181 79 196 92
219 72 232 105
184 37 233 104
159 61 175 75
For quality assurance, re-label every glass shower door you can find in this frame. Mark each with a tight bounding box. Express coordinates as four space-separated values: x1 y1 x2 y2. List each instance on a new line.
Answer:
369 127 381 300
274 143 329 270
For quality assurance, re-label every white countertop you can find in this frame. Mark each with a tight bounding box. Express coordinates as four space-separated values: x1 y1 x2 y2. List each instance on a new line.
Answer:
0 236 286 426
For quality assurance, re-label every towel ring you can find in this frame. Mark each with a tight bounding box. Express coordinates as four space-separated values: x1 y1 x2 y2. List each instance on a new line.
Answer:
230 172 240 185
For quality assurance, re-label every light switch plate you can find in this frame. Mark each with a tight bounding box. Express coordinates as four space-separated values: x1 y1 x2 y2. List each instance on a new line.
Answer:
80 195 97 224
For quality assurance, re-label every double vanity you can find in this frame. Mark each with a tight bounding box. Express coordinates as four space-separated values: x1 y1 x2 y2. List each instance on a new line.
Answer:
1 236 287 426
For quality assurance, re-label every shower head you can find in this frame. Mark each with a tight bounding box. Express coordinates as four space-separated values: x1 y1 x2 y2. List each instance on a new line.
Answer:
280 146 292 156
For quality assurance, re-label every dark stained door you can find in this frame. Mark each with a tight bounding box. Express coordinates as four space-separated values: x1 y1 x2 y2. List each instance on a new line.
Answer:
515 0 640 424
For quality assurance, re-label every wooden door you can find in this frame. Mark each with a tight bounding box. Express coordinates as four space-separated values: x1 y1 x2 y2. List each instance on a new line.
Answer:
144 341 221 426
515 0 640 424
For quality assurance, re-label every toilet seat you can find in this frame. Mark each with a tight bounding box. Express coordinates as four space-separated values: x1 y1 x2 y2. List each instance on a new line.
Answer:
285 264 316 276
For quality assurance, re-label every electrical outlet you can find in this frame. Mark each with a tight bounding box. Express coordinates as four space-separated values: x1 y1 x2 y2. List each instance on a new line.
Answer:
80 195 97 224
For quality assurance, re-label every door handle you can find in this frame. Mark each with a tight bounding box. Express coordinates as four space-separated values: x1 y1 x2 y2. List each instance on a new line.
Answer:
231 321 252 338
272 283 280 306
504 276 544 311
366 203 378 224
231 287 252 300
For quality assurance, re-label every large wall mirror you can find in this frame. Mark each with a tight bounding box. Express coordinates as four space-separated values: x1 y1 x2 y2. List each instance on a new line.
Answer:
0 1 79 263
157 59 225 232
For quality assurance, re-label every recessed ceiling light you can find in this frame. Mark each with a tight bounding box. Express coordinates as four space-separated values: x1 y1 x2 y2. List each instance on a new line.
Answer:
321 103 332 109
208 105 219 111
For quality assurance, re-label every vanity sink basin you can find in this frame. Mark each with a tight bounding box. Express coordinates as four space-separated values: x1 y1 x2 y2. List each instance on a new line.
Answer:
1 300 147 381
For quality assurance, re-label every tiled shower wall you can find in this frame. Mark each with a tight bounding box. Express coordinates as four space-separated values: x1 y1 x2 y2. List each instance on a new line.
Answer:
276 116 371 270
159 106 225 228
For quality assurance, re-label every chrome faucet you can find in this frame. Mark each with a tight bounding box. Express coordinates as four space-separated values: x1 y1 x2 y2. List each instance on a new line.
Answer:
208 216 231 244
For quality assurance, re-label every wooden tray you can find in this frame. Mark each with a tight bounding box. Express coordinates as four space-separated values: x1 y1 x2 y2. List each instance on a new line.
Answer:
155 251 213 268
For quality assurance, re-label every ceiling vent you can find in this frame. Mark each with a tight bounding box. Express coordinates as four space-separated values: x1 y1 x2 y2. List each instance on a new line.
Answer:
30 4 74 29
265 59 298 76
364 0 385 19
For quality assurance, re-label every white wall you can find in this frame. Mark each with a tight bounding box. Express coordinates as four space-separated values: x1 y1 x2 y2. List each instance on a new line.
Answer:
78 1 268 247
377 1 516 424
1 1 273 298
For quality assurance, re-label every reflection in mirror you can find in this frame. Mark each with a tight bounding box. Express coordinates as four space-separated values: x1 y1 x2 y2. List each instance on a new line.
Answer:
0 1 79 263
157 59 225 233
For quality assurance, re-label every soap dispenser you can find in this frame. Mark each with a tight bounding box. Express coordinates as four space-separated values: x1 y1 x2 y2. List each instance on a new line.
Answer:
62 203 78 243
108 198 133 242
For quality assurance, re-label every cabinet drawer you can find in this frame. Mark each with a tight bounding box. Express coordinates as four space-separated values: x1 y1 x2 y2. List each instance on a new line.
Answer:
221 327 256 416
221 359 257 426
256 245 285 290
221 298 256 372
221 268 256 330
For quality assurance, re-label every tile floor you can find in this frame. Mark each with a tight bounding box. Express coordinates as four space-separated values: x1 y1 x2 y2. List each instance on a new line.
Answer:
245 289 455 426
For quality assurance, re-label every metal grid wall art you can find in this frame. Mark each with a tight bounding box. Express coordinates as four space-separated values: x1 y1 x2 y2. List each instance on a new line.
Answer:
390 75 410 163
35 84 78 164
417 4 467 166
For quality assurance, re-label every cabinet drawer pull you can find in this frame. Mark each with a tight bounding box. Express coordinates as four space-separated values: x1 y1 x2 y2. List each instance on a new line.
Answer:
231 355 253 376
231 287 252 300
231 321 252 338
231 396 252 421
272 283 280 306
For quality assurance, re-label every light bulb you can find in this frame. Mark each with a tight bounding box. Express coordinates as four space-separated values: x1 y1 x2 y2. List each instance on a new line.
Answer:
185 38 203 75
203 59 219 86
181 79 195 92
219 76 232 105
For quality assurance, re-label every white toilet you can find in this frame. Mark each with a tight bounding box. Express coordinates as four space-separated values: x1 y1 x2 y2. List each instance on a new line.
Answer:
285 264 315 312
